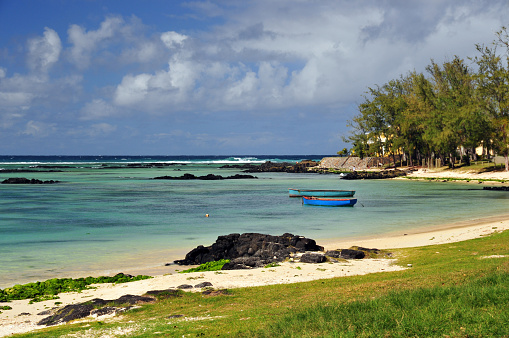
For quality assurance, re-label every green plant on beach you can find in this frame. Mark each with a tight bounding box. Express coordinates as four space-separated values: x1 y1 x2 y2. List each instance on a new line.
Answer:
263 262 280 268
0 273 152 303
179 259 230 273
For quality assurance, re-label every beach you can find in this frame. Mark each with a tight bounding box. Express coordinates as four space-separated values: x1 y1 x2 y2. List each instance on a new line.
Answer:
405 166 509 182
2 166 509 336
2 213 509 337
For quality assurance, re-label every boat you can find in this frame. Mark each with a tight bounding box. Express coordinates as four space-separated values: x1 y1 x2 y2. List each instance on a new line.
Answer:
288 189 355 198
302 196 357 207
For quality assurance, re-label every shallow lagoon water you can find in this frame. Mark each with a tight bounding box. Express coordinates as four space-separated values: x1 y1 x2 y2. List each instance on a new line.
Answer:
1 156 508 288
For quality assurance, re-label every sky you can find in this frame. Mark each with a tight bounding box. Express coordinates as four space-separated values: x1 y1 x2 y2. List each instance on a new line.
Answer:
0 0 508 155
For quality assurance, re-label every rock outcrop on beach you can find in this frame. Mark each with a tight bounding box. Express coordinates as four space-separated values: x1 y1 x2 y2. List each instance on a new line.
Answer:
153 173 257 180
341 170 407 180
37 295 154 326
326 249 365 259
174 233 324 268
299 253 327 263
1 177 60 184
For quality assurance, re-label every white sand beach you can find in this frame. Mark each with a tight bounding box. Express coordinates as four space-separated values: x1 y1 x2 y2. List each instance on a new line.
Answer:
405 167 509 182
2 216 509 337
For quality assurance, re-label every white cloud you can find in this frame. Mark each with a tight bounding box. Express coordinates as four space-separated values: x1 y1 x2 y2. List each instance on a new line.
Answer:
22 120 56 137
0 68 6 78
161 31 188 49
80 99 119 121
27 27 61 75
120 41 160 64
0 91 34 108
68 16 124 68
89 123 117 136
114 73 152 106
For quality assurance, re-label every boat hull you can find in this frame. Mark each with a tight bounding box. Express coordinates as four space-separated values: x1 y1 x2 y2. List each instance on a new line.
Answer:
289 189 355 198
302 196 357 207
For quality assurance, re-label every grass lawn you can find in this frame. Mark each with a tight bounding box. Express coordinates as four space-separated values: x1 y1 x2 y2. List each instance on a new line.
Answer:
12 230 509 337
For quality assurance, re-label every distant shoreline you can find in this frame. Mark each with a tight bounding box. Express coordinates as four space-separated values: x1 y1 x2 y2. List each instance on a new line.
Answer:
402 167 509 183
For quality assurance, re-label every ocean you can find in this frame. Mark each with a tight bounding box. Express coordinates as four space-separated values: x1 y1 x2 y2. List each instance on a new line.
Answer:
1 155 508 288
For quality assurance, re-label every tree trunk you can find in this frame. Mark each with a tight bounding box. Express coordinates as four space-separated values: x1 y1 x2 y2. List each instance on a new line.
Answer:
505 154 509 172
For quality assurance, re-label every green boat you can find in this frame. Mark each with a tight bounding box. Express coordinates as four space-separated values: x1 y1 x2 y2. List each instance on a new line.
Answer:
288 189 355 198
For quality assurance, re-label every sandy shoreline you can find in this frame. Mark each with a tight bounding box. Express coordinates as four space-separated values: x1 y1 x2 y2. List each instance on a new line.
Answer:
2 168 509 337
404 167 509 182
2 220 508 337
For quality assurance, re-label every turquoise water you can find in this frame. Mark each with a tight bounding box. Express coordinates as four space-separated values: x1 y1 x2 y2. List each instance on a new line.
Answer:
1 156 509 288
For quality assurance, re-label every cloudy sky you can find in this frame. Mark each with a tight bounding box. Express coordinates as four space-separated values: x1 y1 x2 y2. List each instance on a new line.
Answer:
0 0 507 155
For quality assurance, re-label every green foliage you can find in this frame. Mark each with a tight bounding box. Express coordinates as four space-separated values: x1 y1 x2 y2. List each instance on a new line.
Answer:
179 259 230 273
0 273 152 303
344 28 509 170
256 272 509 337
263 262 280 268
0 305 12 310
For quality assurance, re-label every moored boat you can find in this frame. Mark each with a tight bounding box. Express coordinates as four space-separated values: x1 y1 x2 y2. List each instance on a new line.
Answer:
289 189 355 198
302 196 357 207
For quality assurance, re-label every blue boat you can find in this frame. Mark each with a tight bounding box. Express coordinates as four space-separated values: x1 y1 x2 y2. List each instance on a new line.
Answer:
289 189 355 198
302 196 357 207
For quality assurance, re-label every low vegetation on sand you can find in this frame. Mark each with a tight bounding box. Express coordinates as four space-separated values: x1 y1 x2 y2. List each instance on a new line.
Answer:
179 259 230 273
10 231 509 337
0 273 152 304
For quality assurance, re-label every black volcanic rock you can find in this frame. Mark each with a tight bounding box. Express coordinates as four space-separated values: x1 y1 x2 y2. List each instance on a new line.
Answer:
37 295 154 326
299 253 326 263
326 249 365 259
1 177 60 184
341 170 407 180
483 186 509 191
243 161 318 173
174 233 324 266
153 173 257 180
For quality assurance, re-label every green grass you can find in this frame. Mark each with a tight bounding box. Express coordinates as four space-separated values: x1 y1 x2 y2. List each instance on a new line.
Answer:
256 272 509 337
9 230 509 337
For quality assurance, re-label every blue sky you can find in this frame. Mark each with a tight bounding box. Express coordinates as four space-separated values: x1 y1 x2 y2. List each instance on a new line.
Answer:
0 0 507 155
